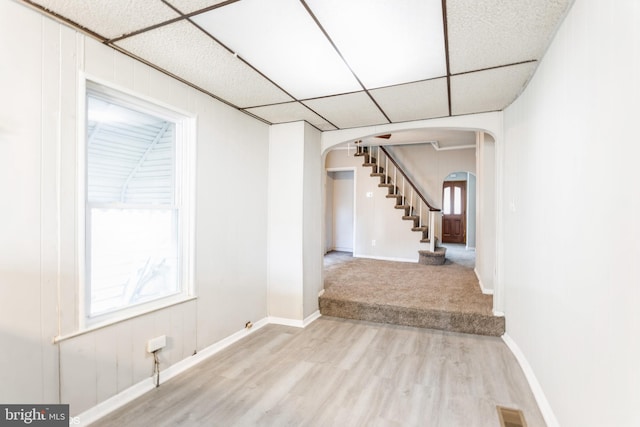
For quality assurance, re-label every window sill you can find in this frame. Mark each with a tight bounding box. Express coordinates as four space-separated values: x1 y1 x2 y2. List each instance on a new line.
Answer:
53 295 197 343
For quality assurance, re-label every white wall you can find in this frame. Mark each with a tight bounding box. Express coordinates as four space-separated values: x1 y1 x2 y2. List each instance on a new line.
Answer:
476 133 496 294
386 144 476 209
466 173 477 249
0 1 269 416
325 150 425 261
502 1 640 426
302 123 323 319
268 122 322 321
268 123 305 320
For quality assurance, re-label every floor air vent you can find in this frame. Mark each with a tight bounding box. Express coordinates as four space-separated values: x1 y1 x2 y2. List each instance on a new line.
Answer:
497 406 527 427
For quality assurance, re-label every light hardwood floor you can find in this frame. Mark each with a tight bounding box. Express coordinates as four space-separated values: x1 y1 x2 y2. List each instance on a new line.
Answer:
91 317 545 426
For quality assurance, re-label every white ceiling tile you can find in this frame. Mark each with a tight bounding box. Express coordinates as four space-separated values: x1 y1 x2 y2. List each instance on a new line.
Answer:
164 0 229 15
370 79 449 122
447 0 571 74
303 92 389 129
450 62 537 116
305 0 446 88
116 21 293 108
30 0 180 40
245 102 337 131
191 0 362 99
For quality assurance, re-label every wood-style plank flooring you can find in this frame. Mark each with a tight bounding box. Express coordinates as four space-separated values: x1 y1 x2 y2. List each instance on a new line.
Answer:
91 317 545 427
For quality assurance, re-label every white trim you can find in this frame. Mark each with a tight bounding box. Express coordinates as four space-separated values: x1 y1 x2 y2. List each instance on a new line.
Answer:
268 316 305 328
326 167 357 255
429 141 476 151
303 310 321 326
73 316 271 426
502 333 559 427
474 268 494 295
79 77 198 332
353 254 418 263
268 310 321 328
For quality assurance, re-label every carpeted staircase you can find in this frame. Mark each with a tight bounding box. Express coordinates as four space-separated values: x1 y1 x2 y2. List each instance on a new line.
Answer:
355 144 445 265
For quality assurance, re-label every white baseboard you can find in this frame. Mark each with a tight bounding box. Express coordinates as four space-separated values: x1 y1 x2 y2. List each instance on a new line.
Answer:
303 310 321 326
268 310 322 328
333 246 353 252
474 268 494 295
502 333 559 427
75 316 270 426
353 253 417 263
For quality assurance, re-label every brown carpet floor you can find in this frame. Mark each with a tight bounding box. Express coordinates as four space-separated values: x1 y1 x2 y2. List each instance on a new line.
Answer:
320 244 505 336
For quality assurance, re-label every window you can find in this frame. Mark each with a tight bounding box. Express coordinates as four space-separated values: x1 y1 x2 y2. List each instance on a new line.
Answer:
84 82 194 325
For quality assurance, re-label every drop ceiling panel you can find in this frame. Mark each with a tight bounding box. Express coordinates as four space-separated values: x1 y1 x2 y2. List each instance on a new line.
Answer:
164 0 229 15
305 0 446 89
245 102 337 131
450 62 537 116
191 0 362 99
370 78 449 123
30 0 180 40
447 0 571 74
116 21 293 108
303 92 389 129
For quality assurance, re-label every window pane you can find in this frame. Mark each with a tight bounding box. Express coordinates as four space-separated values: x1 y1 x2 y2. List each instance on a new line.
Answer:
443 187 451 215
454 186 462 215
87 94 175 205
89 208 179 316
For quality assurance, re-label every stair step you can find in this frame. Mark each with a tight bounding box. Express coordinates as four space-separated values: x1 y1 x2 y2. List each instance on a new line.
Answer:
319 296 505 336
420 238 431 243
379 183 395 187
395 205 410 209
402 215 419 221
412 226 428 232
370 172 385 177
354 152 367 157
386 194 402 198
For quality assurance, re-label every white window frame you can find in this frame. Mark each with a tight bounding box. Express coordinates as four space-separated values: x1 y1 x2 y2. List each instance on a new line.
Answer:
79 78 196 330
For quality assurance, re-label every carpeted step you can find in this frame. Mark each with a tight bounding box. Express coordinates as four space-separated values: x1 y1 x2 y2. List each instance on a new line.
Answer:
319 297 505 337
404 216 420 227
418 247 445 264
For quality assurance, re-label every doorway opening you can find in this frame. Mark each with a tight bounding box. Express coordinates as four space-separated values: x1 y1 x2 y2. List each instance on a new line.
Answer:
442 180 466 244
442 171 476 248
325 169 355 254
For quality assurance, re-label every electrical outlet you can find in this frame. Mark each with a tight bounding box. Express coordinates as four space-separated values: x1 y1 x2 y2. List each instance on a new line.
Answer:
147 335 166 353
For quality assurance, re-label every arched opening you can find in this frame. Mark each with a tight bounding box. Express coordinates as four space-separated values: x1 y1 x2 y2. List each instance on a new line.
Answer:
319 124 502 332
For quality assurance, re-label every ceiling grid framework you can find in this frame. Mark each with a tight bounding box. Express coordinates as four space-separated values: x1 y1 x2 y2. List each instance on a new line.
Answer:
23 0 573 131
